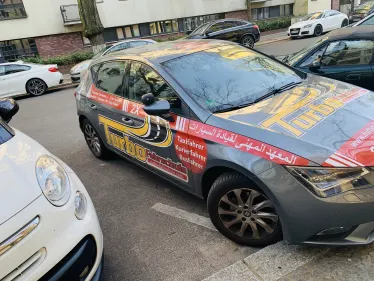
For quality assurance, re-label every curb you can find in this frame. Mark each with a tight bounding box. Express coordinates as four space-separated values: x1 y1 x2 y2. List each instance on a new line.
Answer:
256 36 289 46
50 83 78 91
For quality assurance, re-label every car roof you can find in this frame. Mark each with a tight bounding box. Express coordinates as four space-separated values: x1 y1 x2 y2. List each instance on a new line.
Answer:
95 39 238 65
323 25 374 41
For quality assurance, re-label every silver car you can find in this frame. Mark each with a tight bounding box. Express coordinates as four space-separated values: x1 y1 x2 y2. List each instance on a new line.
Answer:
70 39 156 83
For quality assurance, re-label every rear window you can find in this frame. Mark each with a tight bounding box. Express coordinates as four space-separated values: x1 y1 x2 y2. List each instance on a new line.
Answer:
162 45 301 113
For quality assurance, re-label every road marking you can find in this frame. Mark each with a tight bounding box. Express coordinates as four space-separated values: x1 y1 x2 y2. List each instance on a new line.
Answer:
151 203 217 231
203 241 330 281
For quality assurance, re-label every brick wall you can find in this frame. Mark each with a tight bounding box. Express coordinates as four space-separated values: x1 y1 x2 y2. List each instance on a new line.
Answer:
225 10 249 20
35 32 85 57
331 0 340 11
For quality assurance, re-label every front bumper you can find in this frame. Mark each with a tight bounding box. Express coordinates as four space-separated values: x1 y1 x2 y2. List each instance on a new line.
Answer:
0 170 103 280
288 27 313 37
71 72 81 83
256 165 374 245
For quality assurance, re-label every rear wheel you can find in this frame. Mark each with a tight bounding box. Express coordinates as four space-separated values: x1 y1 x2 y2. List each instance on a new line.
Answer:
207 172 282 247
26 78 47 96
241 35 255 49
82 119 112 159
341 19 349 27
314 25 323 37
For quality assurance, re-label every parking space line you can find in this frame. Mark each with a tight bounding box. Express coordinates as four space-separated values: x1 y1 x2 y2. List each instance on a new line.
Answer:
151 203 217 231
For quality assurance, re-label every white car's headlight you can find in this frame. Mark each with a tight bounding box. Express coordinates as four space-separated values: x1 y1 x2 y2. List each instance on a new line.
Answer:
36 155 71 206
303 24 313 28
285 166 374 198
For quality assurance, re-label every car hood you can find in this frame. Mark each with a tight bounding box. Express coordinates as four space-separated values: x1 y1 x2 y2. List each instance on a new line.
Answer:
0 129 49 224
71 60 92 74
289 20 316 28
211 75 374 167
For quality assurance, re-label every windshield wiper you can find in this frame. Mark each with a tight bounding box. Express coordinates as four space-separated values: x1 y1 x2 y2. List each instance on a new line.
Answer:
249 81 303 105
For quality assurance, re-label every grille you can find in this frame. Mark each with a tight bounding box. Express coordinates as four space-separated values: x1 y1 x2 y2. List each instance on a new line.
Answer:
290 28 300 35
1 248 46 281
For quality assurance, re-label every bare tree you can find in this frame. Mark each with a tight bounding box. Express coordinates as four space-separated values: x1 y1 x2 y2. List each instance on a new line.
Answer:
77 0 105 53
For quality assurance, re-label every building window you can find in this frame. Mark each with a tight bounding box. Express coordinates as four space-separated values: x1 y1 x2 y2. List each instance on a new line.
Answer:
0 38 38 62
0 0 27 21
116 27 125 40
124 26 132 38
252 4 293 20
180 13 224 32
133 25 140 37
148 19 179 35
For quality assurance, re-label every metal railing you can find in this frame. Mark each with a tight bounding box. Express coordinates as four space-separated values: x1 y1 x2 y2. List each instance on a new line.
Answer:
60 4 81 24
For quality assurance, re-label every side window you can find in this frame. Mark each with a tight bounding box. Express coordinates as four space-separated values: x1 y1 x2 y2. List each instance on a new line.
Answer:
129 41 147 48
0 66 5 76
224 21 236 29
208 22 225 33
324 11 333 18
5 64 30 75
360 16 374 25
300 45 328 67
235 21 247 26
321 40 374 66
95 61 126 96
128 62 181 110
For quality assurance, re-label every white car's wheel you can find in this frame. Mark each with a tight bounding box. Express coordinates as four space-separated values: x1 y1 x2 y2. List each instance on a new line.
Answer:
26 78 47 96
314 25 323 37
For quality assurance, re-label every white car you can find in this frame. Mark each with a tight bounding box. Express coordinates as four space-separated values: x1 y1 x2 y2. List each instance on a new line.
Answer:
70 38 157 83
288 10 349 38
0 62 63 98
0 98 103 281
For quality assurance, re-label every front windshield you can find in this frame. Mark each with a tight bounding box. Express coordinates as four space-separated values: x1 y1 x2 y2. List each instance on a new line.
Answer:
286 37 328 65
92 46 111 59
355 3 374 13
190 22 210 35
301 12 323 21
163 45 302 113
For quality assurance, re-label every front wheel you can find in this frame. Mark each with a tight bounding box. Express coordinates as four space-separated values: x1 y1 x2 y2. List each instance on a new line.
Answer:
26 78 47 96
207 172 282 247
241 35 255 49
314 25 323 37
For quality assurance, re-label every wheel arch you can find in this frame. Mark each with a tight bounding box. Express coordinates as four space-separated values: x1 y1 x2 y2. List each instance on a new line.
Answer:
239 32 255 43
79 114 88 131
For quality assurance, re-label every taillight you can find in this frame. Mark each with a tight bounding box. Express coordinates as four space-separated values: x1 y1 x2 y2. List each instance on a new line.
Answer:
253 25 259 30
48 67 58 72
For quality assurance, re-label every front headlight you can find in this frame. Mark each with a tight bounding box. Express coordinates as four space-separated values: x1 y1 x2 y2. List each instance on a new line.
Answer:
303 24 313 28
285 166 374 198
36 155 71 206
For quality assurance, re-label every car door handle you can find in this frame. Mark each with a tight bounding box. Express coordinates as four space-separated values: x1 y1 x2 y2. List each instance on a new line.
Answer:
89 104 97 110
346 74 361 81
122 117 134 125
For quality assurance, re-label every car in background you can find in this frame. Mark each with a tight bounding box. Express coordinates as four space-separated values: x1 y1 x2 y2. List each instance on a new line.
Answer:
185 18 260 48
0 98 103 280
70 38 156 83
282 26 374 91
352 10 374 26
349 1 374 23
288 10 348 38
76 40 374 247
0 62 63 98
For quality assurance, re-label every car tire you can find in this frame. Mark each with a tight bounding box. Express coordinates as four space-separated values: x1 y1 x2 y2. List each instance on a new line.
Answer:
290 37 297 40
82 118 112 159
341 19 349 27
207 172 282 247
241 35 255 49
314 25 323 37
26 78 48 96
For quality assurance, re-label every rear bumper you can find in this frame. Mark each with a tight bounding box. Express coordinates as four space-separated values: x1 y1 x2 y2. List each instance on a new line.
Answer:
71 72 81 83
256 165 374 246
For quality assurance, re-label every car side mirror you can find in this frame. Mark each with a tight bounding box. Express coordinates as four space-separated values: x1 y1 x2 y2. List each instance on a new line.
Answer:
185 30 193 35
141 93 174 122
0 98 19 123
309 60 321 72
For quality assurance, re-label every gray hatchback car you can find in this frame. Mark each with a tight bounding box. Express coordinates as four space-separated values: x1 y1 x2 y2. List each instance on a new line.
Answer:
76 40 374 246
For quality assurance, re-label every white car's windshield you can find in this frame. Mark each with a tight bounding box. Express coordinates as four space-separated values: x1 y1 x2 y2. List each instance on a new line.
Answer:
301 12 324 21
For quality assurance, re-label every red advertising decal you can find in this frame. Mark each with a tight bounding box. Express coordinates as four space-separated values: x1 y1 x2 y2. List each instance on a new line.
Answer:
188 120 309 166
323 120 374 167
175 131 207 173
335 88 369 104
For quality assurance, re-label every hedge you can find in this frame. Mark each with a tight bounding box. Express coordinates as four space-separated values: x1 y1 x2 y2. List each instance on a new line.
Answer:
23 51 94 66
255 16 291 32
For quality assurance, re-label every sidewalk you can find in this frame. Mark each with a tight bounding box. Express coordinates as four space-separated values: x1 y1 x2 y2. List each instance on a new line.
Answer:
257 29 289 46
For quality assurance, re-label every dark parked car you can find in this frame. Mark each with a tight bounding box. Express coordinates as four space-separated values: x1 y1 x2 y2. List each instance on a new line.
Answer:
76 40 374 247
349 1 374 23
185 18 260 48
282 26 374 91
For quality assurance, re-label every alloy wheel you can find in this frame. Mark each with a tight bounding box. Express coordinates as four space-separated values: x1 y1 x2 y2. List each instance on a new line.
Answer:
28 79 46 96
84 124 101 155
242 37 254 49
218 188 278 239
315 25 322 36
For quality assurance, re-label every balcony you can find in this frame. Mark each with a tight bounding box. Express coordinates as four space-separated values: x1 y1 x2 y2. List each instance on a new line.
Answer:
60 4 81 25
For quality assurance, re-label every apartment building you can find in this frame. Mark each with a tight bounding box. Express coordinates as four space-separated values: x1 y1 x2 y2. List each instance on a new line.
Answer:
0 0 327 61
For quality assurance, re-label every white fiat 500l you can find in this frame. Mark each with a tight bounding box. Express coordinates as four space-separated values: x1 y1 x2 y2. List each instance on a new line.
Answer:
0 99 103 281
288 10 348 38
0 62 63 98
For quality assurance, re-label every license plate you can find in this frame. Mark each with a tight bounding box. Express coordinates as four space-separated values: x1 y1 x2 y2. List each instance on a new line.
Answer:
291 30 298 34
